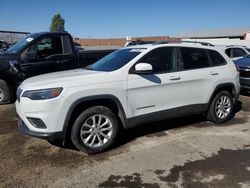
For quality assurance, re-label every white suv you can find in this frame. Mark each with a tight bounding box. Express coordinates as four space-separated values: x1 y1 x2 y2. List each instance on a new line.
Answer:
224 45 250 61
16 41 240 154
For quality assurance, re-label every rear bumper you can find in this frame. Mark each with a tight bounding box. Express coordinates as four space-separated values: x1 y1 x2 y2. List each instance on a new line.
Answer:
18 118 64 141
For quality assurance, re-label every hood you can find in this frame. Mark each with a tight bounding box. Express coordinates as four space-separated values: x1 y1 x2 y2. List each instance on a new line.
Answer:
234 56 250 69
20 69 112 90
0 52 18 69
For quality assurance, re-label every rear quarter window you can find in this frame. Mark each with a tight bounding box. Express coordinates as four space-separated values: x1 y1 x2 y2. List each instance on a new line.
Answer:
208 50 227 66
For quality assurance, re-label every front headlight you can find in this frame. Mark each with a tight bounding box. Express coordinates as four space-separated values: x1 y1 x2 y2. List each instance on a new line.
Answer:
22 88 63 100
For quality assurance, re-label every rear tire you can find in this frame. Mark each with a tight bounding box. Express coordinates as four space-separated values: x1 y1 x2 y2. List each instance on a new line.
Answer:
0 79 11 105
71 106 119 154
207 91 234 123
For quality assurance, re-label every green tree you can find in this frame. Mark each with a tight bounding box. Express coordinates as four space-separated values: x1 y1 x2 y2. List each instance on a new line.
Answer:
50 13 65 32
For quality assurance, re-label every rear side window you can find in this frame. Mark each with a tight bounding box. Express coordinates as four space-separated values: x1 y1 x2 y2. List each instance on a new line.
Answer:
179 47 209 70
208 50 226 66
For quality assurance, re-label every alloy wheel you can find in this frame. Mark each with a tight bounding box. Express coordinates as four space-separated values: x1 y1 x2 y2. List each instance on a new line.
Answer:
215 95 231 119
80 114 113 148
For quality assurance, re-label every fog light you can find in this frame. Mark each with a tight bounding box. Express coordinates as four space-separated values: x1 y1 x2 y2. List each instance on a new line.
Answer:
27 117 47 129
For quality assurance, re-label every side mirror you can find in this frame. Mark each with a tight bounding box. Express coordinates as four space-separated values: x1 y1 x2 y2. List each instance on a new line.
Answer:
132 63 153 74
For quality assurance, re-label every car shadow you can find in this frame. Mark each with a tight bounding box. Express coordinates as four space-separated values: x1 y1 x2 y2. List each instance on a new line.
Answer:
51 114 206 152
51 101 243 153
241 90 250 97
113 114 205 149
113 100 243 149
234 100 242 114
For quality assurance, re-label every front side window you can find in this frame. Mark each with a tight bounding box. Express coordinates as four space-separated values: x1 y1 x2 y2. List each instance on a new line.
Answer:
208 50 226 66
137 47 176 73
179 47 209 70
226 48 248 58
87 48 142 71
232 48 247 58
24 37 63 60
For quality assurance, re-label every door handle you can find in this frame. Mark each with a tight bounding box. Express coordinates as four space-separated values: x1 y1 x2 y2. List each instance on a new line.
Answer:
210 71 219 76
169 76 180 81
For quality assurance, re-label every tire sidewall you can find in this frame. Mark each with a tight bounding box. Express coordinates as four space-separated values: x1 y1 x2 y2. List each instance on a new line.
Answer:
0 79 11 104
210 91 234 123
71 106 119 154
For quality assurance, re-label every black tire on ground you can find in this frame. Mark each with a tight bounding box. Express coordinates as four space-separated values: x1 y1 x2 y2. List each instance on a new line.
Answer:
207 90 234 123
71 106 119 154
0 79 11 105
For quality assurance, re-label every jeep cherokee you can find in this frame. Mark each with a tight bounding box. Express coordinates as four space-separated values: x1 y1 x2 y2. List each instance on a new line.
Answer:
16 41 240 154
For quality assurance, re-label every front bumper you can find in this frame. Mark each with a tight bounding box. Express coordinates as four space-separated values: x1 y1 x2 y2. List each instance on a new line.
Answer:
18 118 64 141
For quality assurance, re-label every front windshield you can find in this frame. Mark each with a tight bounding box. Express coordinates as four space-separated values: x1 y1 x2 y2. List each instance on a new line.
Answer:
246 48 250 53
7 36 34 53
87 48 144 71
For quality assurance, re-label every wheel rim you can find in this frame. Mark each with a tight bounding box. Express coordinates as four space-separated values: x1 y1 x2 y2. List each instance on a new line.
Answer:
0 88 4 102
215 95 231 119
80 114 113 148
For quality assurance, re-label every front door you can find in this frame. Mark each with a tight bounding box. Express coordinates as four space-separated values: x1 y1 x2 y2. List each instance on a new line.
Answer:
127 47 186 118
20 35 76 78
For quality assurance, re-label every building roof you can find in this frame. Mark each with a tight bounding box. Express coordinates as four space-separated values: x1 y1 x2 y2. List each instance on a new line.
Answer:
176 27 250 39
0 30 30 34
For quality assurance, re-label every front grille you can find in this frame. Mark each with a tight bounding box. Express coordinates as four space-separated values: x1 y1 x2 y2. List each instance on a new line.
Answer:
16 87 22 102
240 68 250 78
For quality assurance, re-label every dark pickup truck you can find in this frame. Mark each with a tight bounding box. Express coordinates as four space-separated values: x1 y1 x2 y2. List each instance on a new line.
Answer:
0 32 119 104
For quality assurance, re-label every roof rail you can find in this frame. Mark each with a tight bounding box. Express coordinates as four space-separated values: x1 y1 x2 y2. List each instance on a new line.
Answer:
226 45 247 48
154 40 214 46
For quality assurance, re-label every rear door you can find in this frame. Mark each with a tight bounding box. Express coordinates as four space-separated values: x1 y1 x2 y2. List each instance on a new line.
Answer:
176 47 218 105
20 35 77 78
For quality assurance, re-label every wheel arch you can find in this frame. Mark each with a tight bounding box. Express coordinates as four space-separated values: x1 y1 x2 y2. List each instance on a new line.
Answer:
62 95 127 141
209 83 237 106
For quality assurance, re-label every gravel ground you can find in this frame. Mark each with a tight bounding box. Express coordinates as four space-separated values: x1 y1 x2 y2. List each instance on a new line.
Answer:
0 94 250 187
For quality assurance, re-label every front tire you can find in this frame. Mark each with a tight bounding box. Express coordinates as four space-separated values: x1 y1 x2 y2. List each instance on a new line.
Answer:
0 79 11 105
207 91 234 123
71 106 119 154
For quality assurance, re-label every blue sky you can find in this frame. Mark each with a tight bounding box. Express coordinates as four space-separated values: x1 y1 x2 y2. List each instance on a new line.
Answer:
0 0 250 38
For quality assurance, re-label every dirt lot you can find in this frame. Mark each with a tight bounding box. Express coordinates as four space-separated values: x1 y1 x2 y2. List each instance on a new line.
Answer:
1 94 250 187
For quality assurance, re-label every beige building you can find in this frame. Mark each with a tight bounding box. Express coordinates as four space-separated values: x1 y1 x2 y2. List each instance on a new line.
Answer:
74 36 178 46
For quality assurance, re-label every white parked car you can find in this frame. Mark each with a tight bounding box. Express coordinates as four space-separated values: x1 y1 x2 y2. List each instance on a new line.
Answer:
224 45 250 61
16 41 240 154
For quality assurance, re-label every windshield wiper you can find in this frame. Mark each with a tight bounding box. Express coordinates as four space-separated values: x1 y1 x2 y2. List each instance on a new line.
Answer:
83 66 93 70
